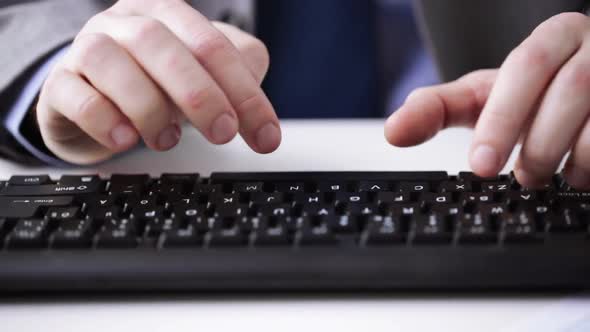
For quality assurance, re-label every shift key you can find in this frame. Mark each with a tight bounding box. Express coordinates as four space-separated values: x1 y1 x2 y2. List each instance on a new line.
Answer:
0 183 98 196
0 196 74 218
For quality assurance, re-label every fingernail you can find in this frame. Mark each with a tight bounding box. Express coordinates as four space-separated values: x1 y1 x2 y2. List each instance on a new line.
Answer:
111 124 138 148
470 144 499 176
157 124 181 151
566 167 590 188
210 113 238 144
256 122 281 153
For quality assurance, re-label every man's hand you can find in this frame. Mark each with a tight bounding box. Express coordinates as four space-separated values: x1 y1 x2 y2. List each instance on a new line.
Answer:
37 0 281 165
386 12 590 189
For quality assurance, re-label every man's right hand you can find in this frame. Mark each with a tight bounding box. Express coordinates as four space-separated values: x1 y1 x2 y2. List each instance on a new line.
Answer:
37 0 281 165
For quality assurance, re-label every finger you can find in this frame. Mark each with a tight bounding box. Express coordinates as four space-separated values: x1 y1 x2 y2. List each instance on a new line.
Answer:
563 119 590 189
114 0 281 153
64 33 179 151
39 67 139 164
81 13 239 145
514 38 590 187
469 13 588 178
385 69 496 147
211 21 270 84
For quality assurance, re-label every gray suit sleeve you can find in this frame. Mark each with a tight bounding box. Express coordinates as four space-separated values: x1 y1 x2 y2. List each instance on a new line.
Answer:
0 0 109 94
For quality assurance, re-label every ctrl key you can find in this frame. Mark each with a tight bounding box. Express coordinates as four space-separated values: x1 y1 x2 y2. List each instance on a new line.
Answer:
6 219 49 249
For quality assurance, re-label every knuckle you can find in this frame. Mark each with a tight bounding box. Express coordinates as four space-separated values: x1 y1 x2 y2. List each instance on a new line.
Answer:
243 38 270 76
134 98 168 129
406 87 431 101
183 85 219 114
236 92 265 115
152 0 183 12
190 31 232 61
508 43 551 68
563 62 590 89
43 68 65 94
133 17 167 43
73 33 114 69
75 93 109 123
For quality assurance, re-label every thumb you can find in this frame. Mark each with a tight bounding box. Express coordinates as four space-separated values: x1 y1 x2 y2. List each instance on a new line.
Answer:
385 69 498 147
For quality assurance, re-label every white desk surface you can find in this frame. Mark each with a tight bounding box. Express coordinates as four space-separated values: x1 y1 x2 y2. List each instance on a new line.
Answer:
0 119 589 332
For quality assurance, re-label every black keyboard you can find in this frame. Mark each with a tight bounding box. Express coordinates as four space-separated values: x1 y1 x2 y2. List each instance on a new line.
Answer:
0 171 589 292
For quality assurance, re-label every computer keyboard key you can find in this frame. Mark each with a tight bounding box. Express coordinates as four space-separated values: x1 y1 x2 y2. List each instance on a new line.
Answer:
317 182 347 192
457 213 497 244
156 174 199 194
84 195 116 208
545 209 585 233
108 174 150 195
295 193 326 205
506 191 537 203
461 193 494 204
160 226 203 248
45 207 81 221
501 212 542 243
7 219 49 248
172 205 204 220
481 182 511 192
130 207 166 222
301 205 334 217
124 196 159 209
438 181 472 193
298 222 338 246
327 215 359 233
208 227 248 246
411 214 452 244
479 204 508 217
96 230 138 248
387 203 421 217
51 219 93 248
429 204 462 217
0 183 98 196
258 204 292 217
237 216 262 233
233 182 264 193
253 224 290 246
376 192 409 204
194 184 223 194
362 215 404 245
103 218 136 232
0 196 74 218
86 207 121 221
214 204 248 218
422 193 453 205
358 181 389 192
334 192 369 204
8 175 51 186
213 194 240 206
345 204 376 216
250 192 284 205
58 175 101 187
96 219 138 248
399 182 430 193
145 217 181 236
275 182 305 193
